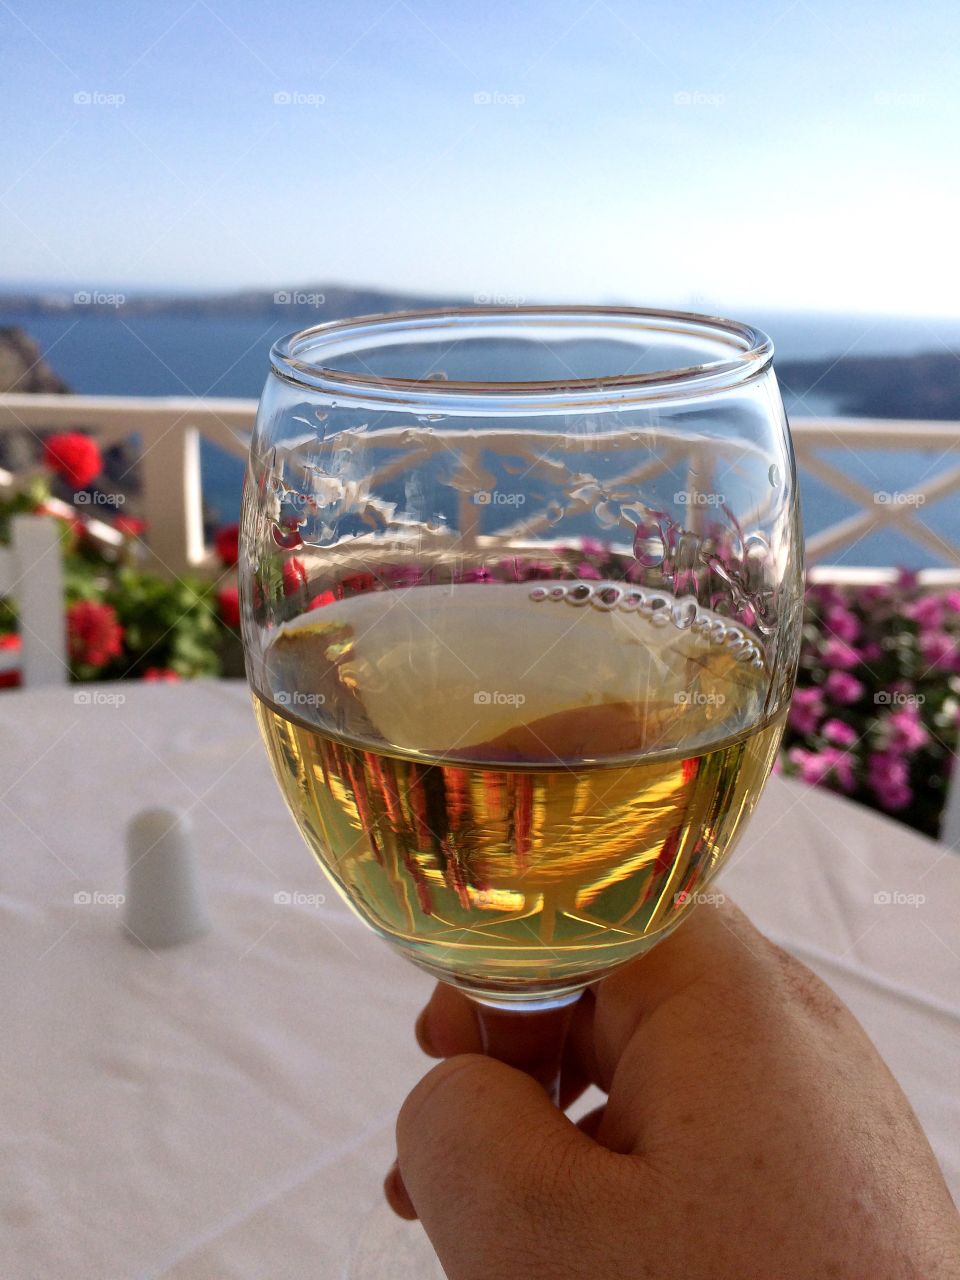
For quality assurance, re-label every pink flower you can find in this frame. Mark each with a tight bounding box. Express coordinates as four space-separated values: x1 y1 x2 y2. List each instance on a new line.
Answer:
521 561 557 581
788 746 855 792
386 565 423 588
860 585 893 605
575 561 603 581
807 582 846 609
896 569 919 589
788 687 824 736
867 751 912 810
825 605 860 643
859 642 883 662
943 589 960 613
821 637 860 670
460 566 494 583
919 631 957 671
578 538 608 559
824 671 864 705
823 718 858 747
885 706 929 753
909 595 945 630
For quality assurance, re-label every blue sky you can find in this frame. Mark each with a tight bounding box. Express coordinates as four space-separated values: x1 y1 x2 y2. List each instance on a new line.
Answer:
1 0 958 314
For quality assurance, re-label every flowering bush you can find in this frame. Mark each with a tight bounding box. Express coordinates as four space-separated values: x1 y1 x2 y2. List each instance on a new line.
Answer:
0 442 235 685
782 574 960 838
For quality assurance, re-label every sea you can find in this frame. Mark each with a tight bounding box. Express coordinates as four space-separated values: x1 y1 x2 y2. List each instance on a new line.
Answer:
4 305 960 569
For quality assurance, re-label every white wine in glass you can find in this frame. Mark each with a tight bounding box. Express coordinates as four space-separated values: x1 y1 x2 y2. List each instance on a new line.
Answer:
253 579 785 1000
240 308 802 1270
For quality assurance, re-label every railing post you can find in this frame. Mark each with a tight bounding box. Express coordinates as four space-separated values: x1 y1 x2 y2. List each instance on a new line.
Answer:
140 423 205 577
13 515 67 687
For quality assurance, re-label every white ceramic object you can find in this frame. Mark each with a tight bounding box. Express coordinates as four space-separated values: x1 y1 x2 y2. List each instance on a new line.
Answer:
124 807 210 948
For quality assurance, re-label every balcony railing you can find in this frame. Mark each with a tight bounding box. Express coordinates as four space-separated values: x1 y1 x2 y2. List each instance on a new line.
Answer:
1 392 959 582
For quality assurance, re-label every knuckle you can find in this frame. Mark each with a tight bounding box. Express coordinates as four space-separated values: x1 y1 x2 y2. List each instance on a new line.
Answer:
764 940 849 1027
397 1053 489 1147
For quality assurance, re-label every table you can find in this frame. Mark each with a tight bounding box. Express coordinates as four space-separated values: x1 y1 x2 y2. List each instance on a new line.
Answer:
1 681 957 1279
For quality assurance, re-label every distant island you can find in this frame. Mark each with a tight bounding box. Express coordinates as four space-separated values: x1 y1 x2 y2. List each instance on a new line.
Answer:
775 353 960 420
0 283 463 321
0 285 958 421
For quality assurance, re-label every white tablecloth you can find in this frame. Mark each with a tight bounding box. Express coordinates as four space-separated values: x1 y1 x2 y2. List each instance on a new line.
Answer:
1 681 957 1279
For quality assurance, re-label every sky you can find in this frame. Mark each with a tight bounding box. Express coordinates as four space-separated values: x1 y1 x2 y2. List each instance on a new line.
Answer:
1 0 958 315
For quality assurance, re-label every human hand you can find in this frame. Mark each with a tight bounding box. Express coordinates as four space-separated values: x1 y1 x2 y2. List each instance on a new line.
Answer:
386 901 960 1279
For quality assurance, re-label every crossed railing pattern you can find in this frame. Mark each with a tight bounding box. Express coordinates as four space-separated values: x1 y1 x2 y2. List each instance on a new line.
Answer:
0 394 958 580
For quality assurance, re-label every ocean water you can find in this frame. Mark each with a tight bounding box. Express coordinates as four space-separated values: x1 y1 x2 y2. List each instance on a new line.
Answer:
3 306 960 568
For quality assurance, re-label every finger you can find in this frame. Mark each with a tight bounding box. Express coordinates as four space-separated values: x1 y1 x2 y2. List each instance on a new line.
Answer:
590 899 795 1155
415 982 483 1058
383 1161 416 1219
418 982 599 1101
590 897 763 1091
396 1054 612 1273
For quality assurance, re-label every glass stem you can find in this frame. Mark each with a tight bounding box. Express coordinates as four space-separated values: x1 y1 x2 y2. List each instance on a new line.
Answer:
472 998 578 1106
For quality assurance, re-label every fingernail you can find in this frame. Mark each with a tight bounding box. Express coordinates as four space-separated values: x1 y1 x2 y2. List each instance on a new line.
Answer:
415 1007 438 1056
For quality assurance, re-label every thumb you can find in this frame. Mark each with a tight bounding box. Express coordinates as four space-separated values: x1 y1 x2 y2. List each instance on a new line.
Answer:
396 1054 607 1278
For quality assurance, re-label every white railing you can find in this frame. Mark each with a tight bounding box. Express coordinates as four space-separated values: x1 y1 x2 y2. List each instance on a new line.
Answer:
0 393 252 576
0 393 959 581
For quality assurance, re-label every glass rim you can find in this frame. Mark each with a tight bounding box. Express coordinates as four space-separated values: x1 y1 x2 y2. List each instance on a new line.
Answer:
269 306 774 411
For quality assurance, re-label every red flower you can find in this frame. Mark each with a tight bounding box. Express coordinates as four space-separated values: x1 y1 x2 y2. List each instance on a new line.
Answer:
282 558 308 597
214 524 240 568
143 667 181 682
115 515 146 538
341 571 376 594
43 433 102 489
309 589 337 610
67 601 123 668
218 585 240 628
0 633 21 689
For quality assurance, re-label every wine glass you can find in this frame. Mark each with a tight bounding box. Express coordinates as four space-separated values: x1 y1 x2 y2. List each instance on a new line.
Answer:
239 306 802 1263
